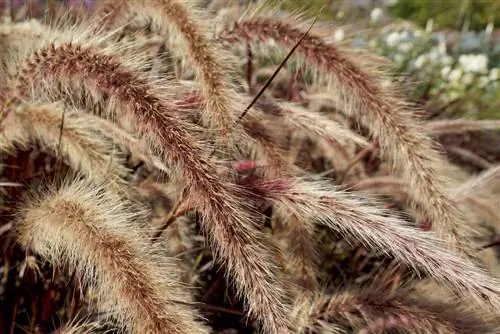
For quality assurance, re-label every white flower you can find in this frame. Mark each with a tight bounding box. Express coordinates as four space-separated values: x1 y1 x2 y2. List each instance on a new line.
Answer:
386 32 400 47
479 76 490 87
414 55 427 69
441 66 451 77
398 42 413 53
333 29 345 42
370 8 383 23
440 56 453 66
449 68 463 82
425 19 434 33
428 48 440 61
458 54 488 73
437 40 447 55
462 73 474 85
485 23 494 36
399 30 410 40
489 68 499 81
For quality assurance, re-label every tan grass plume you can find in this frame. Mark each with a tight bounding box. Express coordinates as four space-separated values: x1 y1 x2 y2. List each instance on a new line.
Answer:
16 176 210 333
221 15 466 251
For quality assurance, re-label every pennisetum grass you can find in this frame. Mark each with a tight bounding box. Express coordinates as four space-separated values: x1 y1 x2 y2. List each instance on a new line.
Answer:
98 0 241 143
220 15 467 251
1 1 500 333
306 289 496 334
237 175 500 313
7 41 293 333
0 102 129 184
15 176 210 333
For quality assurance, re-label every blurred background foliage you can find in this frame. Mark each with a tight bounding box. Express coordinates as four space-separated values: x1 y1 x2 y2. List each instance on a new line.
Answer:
282 0 500 31
389 0 500 31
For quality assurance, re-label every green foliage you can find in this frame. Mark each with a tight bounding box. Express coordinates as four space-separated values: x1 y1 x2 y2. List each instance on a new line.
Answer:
282 0 499 31
389 0 500 31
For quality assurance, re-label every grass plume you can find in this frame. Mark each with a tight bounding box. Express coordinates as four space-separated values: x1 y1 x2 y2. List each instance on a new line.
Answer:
221 17 466 249
15 176 209 333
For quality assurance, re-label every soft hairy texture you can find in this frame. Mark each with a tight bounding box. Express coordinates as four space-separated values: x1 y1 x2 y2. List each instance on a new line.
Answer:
313 131 362 175
254 98 368 147
170 93 293 176
2 3 500 333
426 119 500 135
171 93 294 177
163 216 197 283
272 207 318 293
353 169 500 220
353 176 407 194
171 91 367 178
240 113 291 176
453 164 500 201
52 319 102 334
351 177 413 210
0 19 48 54
78 112 171 174
98 0 239 142
9 42 292 333
271 207 318 330
221 17 466 250
352 175 500 244
444 145 494 170
15 177 209 334
305 290 498 333
238 175 500 314
465 196 500 218
0 103 129 183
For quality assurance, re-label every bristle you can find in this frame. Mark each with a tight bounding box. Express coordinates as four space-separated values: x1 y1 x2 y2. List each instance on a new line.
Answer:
307 289 498 333
221 17 467 250
99 0 240 142
427 119 500 135
453 164 500 201
0 102 128 183
8 42 293 333
16 177 210 333
238 175 500 314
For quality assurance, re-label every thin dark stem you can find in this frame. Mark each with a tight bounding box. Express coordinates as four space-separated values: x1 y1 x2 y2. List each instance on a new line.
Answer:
237 14 320 122
55 105 66 173
152 199 184 242
246 43 253 92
